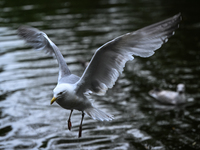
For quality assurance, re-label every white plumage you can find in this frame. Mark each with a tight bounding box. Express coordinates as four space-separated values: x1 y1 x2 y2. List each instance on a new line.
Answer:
149 84 186 105
18 13 181 137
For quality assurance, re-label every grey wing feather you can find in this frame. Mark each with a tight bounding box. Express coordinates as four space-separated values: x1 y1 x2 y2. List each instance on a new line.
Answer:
58 74 80 84
17 26 72 82
149 90 177 104
75 13 181 96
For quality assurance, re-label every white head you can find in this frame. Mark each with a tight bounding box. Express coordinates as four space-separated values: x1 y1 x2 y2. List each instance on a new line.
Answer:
177 84 185 93
51 83 75 104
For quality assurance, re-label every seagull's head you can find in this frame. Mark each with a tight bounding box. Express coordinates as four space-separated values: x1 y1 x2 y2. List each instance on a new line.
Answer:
50 83 75 105
177 84 185 94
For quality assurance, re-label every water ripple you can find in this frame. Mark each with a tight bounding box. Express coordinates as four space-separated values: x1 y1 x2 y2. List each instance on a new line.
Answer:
0 0 200 149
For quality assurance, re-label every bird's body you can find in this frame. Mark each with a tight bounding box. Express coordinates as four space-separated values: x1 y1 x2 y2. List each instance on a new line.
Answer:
149 84 186 105
18 13 181 137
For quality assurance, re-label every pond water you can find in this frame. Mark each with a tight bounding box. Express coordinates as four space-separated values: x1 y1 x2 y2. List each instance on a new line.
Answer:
0 0 200 149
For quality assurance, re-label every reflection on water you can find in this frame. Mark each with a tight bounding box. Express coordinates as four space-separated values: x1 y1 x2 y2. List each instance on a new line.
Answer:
0 0 200 149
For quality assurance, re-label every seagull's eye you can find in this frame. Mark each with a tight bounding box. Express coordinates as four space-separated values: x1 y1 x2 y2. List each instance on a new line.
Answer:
58 92 63 95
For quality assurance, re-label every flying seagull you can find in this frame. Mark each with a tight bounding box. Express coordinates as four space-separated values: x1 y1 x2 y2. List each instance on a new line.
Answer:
18 13 181 138
149 84 186 105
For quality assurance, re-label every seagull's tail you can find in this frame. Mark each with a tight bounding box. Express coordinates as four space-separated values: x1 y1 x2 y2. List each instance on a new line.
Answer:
84 107 114 121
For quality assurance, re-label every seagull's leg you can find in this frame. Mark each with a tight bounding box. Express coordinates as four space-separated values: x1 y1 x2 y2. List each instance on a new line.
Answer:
78 111 85 138
68 110 73 130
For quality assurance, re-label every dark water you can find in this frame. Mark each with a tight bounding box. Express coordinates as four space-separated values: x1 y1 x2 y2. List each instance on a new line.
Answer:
0 0 200 149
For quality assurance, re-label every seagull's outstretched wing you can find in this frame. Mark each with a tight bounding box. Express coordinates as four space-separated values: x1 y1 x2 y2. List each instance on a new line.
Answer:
75 13 181 96
18 26 71 81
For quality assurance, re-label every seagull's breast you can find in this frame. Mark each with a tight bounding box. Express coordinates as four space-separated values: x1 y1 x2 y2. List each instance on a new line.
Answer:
56 92 91 111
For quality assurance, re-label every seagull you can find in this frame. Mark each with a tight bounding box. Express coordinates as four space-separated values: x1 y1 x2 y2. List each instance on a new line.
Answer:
18 13 181 137
149 84 186 105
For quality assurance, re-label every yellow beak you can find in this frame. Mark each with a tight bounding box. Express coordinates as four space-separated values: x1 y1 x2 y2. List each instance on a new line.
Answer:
51 97 57 105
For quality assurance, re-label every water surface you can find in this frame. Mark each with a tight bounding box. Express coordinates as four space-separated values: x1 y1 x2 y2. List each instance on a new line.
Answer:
0 0 200 149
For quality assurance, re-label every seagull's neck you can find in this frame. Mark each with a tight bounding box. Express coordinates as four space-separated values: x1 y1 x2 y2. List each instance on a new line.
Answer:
178 91 184 94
